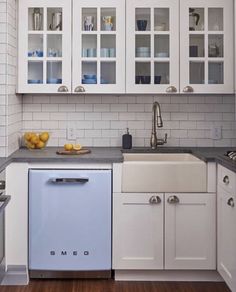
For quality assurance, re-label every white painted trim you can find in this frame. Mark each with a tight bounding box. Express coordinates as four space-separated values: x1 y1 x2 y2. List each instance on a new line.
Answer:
113 163 122 193
114 270 223 282
207 162 217 193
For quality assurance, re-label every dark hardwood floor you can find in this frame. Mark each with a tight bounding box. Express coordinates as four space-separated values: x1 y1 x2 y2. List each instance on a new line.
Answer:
0 279 231 292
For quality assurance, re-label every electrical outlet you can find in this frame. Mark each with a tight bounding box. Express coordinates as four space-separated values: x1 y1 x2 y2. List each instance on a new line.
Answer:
211 126 222 140
67 127 76 140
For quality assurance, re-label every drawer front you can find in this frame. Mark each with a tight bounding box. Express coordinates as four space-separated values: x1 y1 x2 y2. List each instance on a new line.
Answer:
218 165 236 193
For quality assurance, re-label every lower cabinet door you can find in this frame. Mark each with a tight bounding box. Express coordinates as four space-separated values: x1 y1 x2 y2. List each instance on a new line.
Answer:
113 193 164 269
218 187 236 291
165 193 216 270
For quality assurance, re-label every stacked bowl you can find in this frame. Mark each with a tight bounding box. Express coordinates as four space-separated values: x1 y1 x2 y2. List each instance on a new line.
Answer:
136 47 150 58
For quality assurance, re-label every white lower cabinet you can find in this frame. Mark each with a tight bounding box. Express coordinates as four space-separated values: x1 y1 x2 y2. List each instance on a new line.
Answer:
165 193 216 270
113 192 216 270
113 193 164 269
217 186 236 291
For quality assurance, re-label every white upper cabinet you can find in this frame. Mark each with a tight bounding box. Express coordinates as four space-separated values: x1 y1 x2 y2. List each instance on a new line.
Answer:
18 0 234 94
126 0 179 94
72 0 126 94
18 0 72 93
180 0 234 94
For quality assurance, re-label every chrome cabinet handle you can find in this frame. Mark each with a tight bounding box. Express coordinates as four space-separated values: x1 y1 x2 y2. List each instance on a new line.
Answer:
49 178 89 184
149 196 161 204
167 195 180 204
166 86 177 93
58 85 69 93
183 86 194 93
74 86 86 93
227 197 234 207
223 175 229 185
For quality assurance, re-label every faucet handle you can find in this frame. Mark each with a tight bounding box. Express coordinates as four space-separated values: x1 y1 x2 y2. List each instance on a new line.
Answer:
164 133 168 143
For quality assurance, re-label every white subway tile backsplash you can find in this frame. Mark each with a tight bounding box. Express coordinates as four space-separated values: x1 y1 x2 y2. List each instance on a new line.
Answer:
50 112 67 120
93 104 110 112
85 112 101 120
58 104 76 112
76 104 93 112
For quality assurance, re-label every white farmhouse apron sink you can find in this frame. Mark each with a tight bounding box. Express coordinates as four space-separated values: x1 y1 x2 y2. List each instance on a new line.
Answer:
122 153 207 193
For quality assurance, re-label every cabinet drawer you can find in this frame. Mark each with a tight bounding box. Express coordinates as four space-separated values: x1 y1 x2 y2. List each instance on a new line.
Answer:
218 165 236 193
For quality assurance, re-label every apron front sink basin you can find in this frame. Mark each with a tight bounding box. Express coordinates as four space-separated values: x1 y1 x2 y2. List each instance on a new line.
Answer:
122 153 207 193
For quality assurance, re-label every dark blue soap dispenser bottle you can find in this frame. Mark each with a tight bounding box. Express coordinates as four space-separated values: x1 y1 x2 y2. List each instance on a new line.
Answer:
122 128 132 149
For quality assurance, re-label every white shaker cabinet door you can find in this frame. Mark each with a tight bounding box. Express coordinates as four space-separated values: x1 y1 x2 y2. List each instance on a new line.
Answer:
165 193 216 270
113 193 164 270
72 0 125 94
126 0 179 94
218 187 236 291
18 0 72 93
180 0 234 94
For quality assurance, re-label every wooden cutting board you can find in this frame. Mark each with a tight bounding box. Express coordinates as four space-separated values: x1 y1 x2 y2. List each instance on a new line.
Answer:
56 148 91 155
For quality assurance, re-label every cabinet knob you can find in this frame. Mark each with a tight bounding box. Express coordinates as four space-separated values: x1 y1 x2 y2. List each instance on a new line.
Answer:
57 85 69 93
166 86 177 93
227 197 234 207
223 175 229 185
149 196 161 205
167 195 179 204
183 86 194 93
74 86 86 93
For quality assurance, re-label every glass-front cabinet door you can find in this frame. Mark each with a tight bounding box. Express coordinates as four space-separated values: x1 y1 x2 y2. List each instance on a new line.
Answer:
18 0 71 93
180 0 234 94
126 0 179 94
73 0 125 94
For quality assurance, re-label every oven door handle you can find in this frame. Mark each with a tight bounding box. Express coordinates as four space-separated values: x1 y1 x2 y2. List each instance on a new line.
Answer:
48 178 89 184
0 195 11 213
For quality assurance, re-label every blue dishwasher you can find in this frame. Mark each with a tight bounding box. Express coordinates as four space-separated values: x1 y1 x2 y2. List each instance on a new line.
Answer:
29 169 111 278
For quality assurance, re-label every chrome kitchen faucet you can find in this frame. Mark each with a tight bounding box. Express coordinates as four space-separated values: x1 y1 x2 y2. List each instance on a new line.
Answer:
150 102 167 149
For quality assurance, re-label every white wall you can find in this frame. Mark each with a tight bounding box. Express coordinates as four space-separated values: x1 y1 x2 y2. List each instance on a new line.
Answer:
0 0 22 157
22 94 236 147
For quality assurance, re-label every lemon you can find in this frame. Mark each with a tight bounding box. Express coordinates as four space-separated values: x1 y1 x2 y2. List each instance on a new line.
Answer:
64 143 73 151
36 140 45 149
26 142 35 149
24 132 32 141
73 144 82 151
30 135 40 145
39 132 49 142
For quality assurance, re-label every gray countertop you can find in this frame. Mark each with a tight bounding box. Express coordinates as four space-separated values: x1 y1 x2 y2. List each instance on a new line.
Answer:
0 146 235 173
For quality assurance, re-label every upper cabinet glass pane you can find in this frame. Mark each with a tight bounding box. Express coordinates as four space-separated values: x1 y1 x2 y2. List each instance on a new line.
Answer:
208 34 223 57
135 35 151 58
47 35 62 57
154 8 169 31
47 8 62 31
189 8 204 31
101 8 116 31
154 35 169 57
28 34 43 57
208 8 223 31
189 34 204 57
135 8 150 31
28 8 43 31
82 8 97 31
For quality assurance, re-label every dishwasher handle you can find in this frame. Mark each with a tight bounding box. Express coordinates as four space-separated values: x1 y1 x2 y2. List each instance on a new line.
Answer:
49 178 89 184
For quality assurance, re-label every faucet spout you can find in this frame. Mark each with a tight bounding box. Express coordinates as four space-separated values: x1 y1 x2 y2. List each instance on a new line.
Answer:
150 102 167 149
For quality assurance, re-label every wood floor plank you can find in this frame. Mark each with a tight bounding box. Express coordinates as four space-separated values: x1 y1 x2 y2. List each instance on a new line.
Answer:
0 280 231 292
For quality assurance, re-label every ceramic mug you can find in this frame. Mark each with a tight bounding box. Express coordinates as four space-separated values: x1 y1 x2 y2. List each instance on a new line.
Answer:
137 20 147 31
84 16 94 31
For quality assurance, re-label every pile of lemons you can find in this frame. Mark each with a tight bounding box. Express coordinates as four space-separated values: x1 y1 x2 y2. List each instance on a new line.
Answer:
64 143 82 151
24 132 49 149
